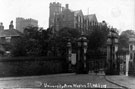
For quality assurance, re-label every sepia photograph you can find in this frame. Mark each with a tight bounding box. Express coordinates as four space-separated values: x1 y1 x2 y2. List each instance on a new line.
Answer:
0 0 134 88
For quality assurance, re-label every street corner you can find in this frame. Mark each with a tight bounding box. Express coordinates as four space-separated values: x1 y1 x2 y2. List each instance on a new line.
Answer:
34 81 43 87
105 75 131 89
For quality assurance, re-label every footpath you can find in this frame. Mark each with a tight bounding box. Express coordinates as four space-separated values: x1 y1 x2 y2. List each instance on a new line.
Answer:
0 72 134 89
106 74 135 89
0 73 75 81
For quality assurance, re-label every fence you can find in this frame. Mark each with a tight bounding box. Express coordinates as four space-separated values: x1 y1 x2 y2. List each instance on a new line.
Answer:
88 60 105 71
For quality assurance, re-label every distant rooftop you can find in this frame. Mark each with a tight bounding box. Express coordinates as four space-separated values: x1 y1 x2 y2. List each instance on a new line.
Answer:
84 14 98 22
0 21 22 37
0 29 21 38
16 17 38 22
73 10 83 16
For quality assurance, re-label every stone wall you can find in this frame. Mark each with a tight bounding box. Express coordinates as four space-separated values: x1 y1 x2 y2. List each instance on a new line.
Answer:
0 57 68 77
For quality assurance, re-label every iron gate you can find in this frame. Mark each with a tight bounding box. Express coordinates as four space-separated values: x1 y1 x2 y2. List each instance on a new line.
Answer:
88 59 106 73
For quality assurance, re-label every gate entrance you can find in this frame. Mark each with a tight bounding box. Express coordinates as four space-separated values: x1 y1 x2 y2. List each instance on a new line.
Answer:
88 60 105 73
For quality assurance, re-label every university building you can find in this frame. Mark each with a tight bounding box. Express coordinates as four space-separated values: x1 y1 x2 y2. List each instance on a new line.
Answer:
49 2 99 33
16 17 38 33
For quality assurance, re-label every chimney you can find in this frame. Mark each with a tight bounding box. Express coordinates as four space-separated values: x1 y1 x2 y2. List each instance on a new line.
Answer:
9 20 14 30
65 4 69 9
0 22 4 30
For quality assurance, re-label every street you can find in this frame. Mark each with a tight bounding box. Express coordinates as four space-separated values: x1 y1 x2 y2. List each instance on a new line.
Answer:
0 73 123 88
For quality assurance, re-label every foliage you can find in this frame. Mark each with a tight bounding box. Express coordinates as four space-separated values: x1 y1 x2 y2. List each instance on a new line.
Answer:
11 26 80 57
11 26 49 57
118 30 135 52
11 22 120 59
50 27 81 56
11 37 27 57
121 30 135 38
87 24 110 59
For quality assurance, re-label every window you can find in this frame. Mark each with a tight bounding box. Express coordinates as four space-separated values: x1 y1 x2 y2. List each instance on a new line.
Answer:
130 45 133 51
130 53 133 60
5 37 11 43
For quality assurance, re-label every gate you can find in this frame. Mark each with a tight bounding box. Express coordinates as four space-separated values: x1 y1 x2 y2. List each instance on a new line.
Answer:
86 52 106 73
88 60 105 73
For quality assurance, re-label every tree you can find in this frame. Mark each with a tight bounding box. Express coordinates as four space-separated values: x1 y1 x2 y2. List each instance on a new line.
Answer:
118 30 135 53
51 27 81 56
11 37 27 57
11 26 50 57
87 24 109 59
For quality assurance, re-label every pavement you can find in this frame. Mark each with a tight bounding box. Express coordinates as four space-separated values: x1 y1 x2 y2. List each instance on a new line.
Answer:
0 72 134 88
0 73 122 88
0 73 75 81
105 74 135 89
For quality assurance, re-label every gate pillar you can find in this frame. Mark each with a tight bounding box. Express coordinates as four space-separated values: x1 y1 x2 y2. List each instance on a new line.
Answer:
106 29 119 75
76 33 88 74
67 39 72 72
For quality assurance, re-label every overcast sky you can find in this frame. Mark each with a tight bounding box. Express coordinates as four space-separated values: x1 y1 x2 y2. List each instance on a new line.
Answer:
0 0 134 32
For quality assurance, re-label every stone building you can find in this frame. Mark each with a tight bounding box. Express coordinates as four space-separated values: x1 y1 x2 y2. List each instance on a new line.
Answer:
16 17 38 33
0 21 21 56
49 2 62 28
128 35 135 75
49 2 98 33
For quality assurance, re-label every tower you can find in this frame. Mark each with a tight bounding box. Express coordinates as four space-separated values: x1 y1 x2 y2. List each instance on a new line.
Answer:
49 2 61 28
16 17 25 33
16 17 38 33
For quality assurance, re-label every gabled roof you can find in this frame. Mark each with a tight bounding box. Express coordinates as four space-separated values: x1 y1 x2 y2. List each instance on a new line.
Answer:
0 29 22 37
74 10 83 16
84 14 98 22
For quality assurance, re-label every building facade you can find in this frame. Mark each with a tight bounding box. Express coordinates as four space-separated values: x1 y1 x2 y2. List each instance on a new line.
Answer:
16 17 38 33
49 2 98 33
0 21 21 56
128 35 135 75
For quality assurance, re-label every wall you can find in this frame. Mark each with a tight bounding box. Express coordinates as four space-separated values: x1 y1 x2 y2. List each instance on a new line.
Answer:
0 57 68 77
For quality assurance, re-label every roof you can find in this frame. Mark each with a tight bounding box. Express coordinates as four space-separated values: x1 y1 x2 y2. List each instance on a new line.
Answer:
73 10 83 16
0 29 22 37
84 14 98 22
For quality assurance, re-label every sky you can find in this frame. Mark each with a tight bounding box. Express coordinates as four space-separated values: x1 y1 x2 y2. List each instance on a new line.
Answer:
0 0 134 32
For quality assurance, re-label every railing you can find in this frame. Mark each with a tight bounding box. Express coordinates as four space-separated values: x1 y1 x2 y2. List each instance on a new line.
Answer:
88 60 105 72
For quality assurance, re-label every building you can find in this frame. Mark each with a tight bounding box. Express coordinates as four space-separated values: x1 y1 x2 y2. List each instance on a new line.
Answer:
16 17 38 33
128 35 135 75
0 21 21 56
49 2 98 33
49 2 62 28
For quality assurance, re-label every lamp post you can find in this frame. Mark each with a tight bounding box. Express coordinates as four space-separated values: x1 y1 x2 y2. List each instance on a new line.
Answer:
76 33 88 74
106 29 119 75
67 39 72 72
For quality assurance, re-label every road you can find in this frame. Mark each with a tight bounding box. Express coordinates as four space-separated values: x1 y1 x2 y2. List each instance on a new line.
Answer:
0 73 123 88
